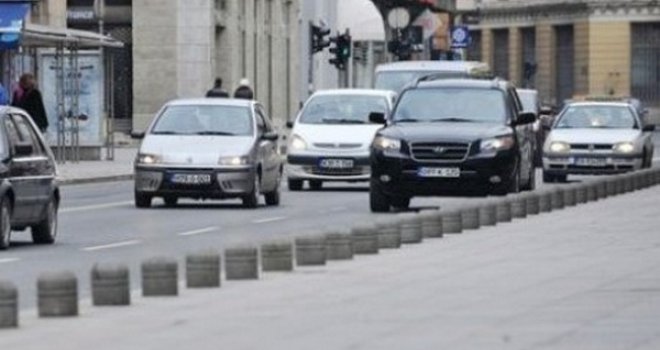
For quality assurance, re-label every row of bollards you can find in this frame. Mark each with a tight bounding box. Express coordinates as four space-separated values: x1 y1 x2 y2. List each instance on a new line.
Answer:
2 168 660 328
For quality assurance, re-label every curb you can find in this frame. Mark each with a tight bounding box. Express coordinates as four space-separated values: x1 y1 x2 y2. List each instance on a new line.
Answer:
58 174 134 186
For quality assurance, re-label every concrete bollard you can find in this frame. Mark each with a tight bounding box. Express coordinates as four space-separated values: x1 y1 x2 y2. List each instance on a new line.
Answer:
631 172 641 191
538 191 553 213
419 210 443 238
441 210 463 234
550 188 565 210
142 257 178 296
460 206 481 230
575 184 587 204
563 186 577 207
495 199 512 223
524 193 541 215
586 183 598 202
615 175 626 195
351 225 379 254
640 171 651 189
653 169 660 186
295 236 327 266
37 271 78 317
478 201 497 226
399 214 424 244
606 178 618 197
510 196 527 219
596 180 608 199
375 219 401 248
623 174 634 193
225 247 258 280
0 281 18 328
91 264 130 306
326 231 354 259
261 242 293 272
186 252 221 287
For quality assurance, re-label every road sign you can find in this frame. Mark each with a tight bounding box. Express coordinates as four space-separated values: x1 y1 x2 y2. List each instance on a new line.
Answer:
451 26 470 49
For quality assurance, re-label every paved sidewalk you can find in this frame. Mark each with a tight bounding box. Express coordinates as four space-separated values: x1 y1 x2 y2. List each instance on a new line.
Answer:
3 185 660 349
56 147 136 185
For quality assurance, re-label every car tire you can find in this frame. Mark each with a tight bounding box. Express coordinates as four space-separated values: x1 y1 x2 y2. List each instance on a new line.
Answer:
370 178 391 213
288 179 303 191
264 186 281 206
31 197 58 245
391 197 411 211
0 197 12 250
309 180 323 191
135 192 152 208
242 174 260 209
164 196 178 207
494 167 520 196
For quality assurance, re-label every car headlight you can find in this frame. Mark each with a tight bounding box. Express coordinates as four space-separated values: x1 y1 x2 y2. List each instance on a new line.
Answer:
372 136 401 152
289 134 307 151
613 142 635 154
480 135 515 153
548 141 570 153
218 156 251 166
137 153 161 165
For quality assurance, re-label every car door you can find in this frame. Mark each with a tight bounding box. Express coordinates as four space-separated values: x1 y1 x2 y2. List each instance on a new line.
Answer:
508 89 533 182
254 105 279 191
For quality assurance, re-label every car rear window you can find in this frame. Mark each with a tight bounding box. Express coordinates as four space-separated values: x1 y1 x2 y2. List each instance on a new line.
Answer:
151 105 253 136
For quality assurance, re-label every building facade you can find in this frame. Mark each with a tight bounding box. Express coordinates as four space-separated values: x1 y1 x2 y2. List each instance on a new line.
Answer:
464 0 660 112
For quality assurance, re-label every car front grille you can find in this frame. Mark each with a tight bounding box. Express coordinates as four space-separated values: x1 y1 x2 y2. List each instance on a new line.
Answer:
304 166 369 176
570 143 613 151
410 142 470 162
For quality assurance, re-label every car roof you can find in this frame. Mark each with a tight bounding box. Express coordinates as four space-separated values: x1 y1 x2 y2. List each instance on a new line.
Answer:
311 89 395 97
376 60 488 73
415 78 509 90
165 98 254 108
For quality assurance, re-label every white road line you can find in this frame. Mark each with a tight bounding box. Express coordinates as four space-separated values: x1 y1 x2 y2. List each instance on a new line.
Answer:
61 201 134 213
0 258 20 264
178 226 220 237
252 216 287 224
82 240 141 252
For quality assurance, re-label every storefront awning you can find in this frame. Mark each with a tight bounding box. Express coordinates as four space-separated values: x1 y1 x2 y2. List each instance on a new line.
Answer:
21 23 124 49
0 2 30 50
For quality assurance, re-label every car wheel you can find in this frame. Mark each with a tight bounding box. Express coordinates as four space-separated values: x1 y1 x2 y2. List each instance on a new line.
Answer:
494 167 520 196
0 197 12 250
391 197 411 211
309 180 323 191
135 191 152 208
542 171 556 183
31 197 58 245
370 178 391 213
164 196 178 207
242 174 260 209
288 179 303 191
264 186 281 206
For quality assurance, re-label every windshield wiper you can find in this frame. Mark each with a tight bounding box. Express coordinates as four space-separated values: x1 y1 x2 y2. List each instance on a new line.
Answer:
321 118 366 124
430 117 477 123
196 131 236 136
395 118 420 123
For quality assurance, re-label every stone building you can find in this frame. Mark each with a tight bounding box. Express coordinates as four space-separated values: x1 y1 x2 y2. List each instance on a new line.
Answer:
463 0 660 113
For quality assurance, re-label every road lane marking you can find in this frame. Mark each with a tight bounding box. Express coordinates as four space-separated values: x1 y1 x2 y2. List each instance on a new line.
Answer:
82 240 141 252
61 201 134 213
252 216 287 224
0 258 20 264
178 226 220 237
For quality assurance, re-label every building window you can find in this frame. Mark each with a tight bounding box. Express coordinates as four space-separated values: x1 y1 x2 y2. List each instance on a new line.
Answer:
467 30 482 62
493 29 509 80
521 27 536 88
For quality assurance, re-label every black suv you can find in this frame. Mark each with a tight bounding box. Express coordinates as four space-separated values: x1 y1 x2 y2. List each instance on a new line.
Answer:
0 107 59 250
369 78 536 212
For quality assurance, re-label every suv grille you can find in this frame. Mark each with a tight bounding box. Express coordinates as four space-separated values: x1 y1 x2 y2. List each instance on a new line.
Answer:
410 142 470 162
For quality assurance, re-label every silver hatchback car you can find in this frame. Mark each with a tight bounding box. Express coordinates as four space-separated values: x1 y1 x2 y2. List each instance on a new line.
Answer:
133 99 282 208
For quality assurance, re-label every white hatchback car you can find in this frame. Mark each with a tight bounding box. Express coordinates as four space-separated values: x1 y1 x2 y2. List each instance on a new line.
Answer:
286 89 395 190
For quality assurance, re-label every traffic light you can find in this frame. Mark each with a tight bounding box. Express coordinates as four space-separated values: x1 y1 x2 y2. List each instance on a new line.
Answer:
329 32 352 70
310 24 331 54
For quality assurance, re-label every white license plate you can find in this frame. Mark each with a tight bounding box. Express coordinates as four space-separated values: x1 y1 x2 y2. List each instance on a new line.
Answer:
319 159 354 169
574 158 607 167
417 167 461 178
171 174 212 184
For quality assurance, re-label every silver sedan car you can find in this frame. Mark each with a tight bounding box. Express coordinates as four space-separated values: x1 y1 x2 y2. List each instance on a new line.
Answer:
543 102 655 182
133 99 282 208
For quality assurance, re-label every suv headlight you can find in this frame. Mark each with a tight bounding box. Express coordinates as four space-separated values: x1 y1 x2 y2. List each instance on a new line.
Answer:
480 135 515 153
613 142 635 154
218 156 251 166
548 141 570 153
137 153 161 165
289 134 307 151
372 136 401 152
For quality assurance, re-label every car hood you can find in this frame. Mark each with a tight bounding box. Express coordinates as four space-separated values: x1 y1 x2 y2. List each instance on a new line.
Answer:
292 123 383 149
140 135 254 165
547 129 640 144
380 122 511 143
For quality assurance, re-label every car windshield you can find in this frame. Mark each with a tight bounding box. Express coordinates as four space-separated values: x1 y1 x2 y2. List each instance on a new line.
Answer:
151 105 253 136
555 105 637 129
299 95 388 125
392 88 507 123
518 91 538 113
374 71 464 93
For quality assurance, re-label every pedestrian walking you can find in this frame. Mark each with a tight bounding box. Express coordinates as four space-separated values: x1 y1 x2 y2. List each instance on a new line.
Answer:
0 82 8 105
233 78 254 100
12 73 48 132
206 77 229 98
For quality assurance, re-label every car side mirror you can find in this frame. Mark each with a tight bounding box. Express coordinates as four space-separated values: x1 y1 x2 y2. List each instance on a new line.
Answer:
643 124 656 132
514 112 536 126
131 131 146 139
262 131 279 141
369 112 387 124
285 120 294 129
14 142 33 157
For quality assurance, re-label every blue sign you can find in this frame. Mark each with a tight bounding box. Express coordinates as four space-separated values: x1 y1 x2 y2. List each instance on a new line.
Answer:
451 26 470 49
0 2 30 50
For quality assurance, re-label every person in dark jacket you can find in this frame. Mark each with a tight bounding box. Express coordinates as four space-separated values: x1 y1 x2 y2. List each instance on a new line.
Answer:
233 78 254 100
206 78 229 98
12 73 48 132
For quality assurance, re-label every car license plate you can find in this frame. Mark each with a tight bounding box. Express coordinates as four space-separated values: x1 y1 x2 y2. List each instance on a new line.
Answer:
319 159 354 169
417 167 461 178
170 173 212 185
574 158 607 167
